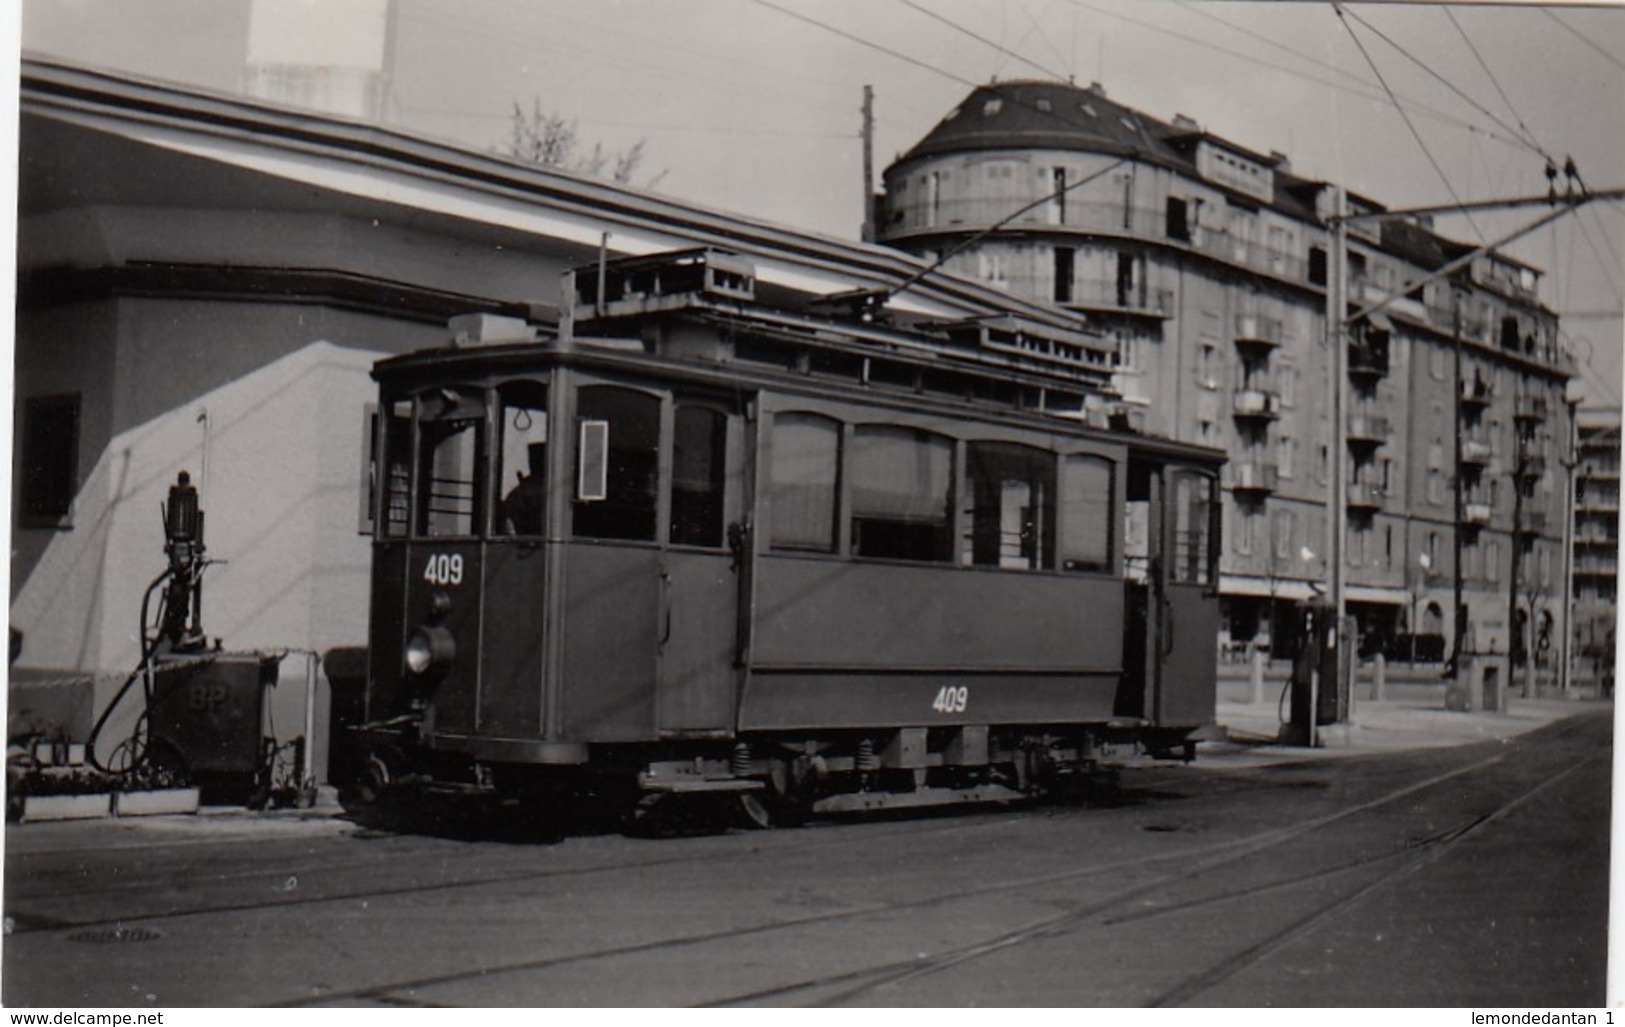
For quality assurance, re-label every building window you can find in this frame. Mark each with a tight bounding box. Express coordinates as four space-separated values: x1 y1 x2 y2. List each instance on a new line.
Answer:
1116 252 1137 307
850 425 953 562
1309 246 1328 286
769 413 840 553
1197 343 1220 389
1273 509 1295 559
964 442 1056 570
979 251 1008 287
1053 246 1075 304
20 394 80 527
1235 507 1256 556
1166 197 1190 241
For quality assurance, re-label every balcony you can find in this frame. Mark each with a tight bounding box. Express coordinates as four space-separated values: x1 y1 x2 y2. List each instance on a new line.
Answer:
1460 378 1492 416
1460 436 1494 469
1234 314 1285 352
1231 459 1280 496
1060 278 1177 318
1514 393 1549 423
1232 387 1281 421
1463 501 1492 526
1576 527 1617 547
1346 413 1391 448
1348 343 1389 383
1576 555 1619 578
1514 453 1548 480
1519 508 1549 533
1347 480 1386 513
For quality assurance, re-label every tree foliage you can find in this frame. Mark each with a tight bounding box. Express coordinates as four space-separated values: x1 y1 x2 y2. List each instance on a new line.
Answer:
502 99 665 189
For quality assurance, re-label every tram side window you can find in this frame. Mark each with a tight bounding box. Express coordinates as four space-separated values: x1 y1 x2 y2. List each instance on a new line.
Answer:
768 413 840 553
850 425 953 562
416 388 486 538
573 385 659 541
964 442 1055 570
1060 454 1115 572
1171 471 1218 586
670 405 727 548
496 381 549 537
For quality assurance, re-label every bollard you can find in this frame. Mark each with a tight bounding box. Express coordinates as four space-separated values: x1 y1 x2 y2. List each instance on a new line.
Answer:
1250 647 1266 704
1371 653 1386 702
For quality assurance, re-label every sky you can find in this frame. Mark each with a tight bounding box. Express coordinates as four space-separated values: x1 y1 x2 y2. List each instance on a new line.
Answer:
17 0 1625 407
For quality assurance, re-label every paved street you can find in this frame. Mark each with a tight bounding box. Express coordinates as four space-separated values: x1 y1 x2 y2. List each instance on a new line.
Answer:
3 707 1610 1007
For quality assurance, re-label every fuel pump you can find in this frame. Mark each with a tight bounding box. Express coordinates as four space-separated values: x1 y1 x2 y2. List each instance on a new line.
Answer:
1280 600 1354 745
159 470 208 651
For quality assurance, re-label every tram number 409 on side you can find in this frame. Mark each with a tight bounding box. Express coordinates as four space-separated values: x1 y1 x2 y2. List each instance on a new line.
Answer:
423 553 465 587
931 686 970 714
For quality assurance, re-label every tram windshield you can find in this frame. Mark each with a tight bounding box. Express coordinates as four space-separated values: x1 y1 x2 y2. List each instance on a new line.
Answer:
413 387 486 538
495 381 549 536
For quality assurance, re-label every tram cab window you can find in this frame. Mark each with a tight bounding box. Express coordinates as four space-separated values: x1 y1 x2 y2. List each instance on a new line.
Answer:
850 425 953 562
670 405 727 547
573 385 659 541
415 387 486 538
1060 454 1115 572
964 442 1055 570
495 381 549 537
1171 471 1218 586
768 413 840 553
379 399 414 538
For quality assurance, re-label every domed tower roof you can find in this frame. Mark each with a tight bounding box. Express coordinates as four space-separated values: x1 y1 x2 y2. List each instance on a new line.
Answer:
898 80 1185 165
890 79 1323 222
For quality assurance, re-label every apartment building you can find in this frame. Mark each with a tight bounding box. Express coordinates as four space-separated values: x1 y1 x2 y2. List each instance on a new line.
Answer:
876 79 1576 672
1573 410 1620 693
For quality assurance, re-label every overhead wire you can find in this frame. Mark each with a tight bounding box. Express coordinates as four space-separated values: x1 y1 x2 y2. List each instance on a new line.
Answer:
897 0 1065 82
1543 8 1625 75
1572 213 1625 303
1019 0 1075 82
1060 0 1536 154
751 0 981 89
1338 5 1549 165
1443 7 1553 166
1333 4 1489 245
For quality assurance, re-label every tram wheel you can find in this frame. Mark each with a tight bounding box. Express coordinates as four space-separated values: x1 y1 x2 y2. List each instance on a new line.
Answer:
357 752 395 807
734 793 773 830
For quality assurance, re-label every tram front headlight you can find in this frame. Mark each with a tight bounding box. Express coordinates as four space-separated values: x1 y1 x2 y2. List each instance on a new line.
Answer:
404 625 455 678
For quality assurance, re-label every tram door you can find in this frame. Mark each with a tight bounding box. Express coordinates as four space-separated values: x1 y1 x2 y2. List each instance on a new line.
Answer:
1127 456 1220 726
657 399 749 734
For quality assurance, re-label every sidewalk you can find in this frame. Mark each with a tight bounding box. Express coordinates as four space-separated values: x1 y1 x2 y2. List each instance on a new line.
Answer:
1201 677 1613 768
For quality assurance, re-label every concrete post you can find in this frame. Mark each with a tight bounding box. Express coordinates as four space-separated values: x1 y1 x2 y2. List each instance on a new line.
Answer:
1250 646 1267 704
1372 652 1386 702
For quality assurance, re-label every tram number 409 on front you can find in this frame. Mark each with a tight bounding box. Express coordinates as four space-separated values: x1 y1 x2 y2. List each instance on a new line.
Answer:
931 686 970 714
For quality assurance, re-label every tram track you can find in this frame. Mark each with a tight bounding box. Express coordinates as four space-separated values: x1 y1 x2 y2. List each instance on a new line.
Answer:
281 730 1556 1008
710 737 1605 1008
8 712 1605 1007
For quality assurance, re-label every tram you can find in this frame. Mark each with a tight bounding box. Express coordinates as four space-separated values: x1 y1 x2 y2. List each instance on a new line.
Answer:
355 248 1222 821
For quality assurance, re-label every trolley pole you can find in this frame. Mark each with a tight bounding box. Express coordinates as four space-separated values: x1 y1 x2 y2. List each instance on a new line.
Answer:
860 85 876 243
